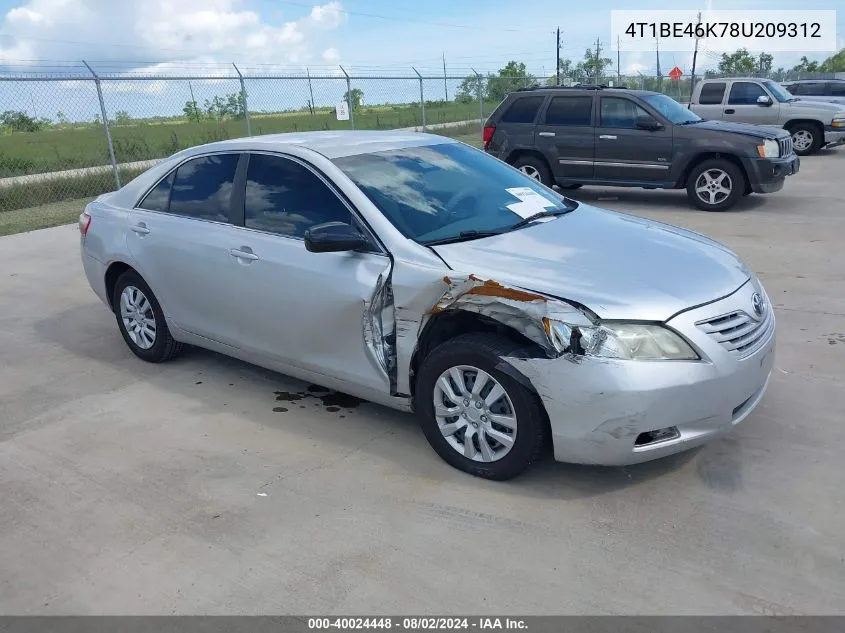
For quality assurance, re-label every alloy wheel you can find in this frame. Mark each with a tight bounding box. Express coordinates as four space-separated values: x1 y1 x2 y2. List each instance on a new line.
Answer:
120 285 157 350
519 165 541 181
792 129 814 153
694 168 733 206
432 365 517 462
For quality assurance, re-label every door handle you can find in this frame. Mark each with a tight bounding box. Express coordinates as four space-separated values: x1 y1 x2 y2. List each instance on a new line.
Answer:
599 135 617 140
131 224 150 235
724 109 736 114
538 132 556 137
229 248 259 261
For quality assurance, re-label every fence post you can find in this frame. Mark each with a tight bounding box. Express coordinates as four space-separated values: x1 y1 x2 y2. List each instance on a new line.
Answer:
473 69 483 131
232 63 252 136
82 60 120 190
340 65 355 130
306 67 315 115
412 67 426 131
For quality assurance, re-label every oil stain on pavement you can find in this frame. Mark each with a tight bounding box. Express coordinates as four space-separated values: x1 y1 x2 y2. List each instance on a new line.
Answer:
272 384 364 415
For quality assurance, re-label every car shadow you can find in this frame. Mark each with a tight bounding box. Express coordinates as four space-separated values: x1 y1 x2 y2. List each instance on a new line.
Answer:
571 186 769 213
34 303 716 501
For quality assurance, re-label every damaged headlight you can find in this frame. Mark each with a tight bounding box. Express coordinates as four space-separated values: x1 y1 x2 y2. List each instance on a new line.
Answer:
545 319 699 361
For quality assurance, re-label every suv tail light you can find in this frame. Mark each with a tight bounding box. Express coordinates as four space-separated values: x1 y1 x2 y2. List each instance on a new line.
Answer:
79 211 92 236
482 125 496 150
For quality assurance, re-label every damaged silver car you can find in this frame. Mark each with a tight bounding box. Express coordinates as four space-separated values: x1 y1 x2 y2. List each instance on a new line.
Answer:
80 131 775 480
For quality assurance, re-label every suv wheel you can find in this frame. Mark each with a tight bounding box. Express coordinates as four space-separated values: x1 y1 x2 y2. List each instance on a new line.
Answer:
512 155 553 187
415 333 547 480
788 123 822 156
686 159 745 212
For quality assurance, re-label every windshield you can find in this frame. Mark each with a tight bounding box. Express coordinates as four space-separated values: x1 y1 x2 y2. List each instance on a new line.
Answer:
333 142 575 244
641 93 701 124
764 81 795 103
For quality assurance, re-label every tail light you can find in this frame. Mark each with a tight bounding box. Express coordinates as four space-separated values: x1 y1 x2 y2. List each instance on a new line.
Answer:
482 125 496 150
79 211 92 236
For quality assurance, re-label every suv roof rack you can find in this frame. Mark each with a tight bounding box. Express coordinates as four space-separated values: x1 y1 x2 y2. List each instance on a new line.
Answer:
515 84 628 92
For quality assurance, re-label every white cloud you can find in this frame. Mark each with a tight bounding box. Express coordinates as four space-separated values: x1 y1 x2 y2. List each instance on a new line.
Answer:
0 0 345 69
322 47 340 63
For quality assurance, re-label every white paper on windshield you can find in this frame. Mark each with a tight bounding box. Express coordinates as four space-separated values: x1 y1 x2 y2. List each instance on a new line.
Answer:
505 187 557 219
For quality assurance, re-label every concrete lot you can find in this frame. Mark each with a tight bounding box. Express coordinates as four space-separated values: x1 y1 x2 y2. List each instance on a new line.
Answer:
1 148 844 615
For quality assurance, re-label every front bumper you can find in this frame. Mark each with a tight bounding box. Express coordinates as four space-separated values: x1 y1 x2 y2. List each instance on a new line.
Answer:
742 154 799 194
503 279 775 466
823 127 845 148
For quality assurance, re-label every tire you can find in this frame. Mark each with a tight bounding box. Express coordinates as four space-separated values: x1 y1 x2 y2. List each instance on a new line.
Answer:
686 158 745 212
415 332 547 480
512 155 553 187
788 123 823 156
112 270 184 363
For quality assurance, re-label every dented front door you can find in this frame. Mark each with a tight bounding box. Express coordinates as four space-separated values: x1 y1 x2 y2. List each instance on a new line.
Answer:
230 229 394 394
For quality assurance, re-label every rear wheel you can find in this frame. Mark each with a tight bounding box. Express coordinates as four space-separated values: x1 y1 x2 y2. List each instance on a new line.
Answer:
686 159 745 211
788 123 822 156
512 155 553 188
415 333 547 480
112 270 184 363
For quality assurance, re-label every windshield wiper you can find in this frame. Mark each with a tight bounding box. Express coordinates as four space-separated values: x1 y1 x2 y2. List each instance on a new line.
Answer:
422 229 506 246
508 207 574 231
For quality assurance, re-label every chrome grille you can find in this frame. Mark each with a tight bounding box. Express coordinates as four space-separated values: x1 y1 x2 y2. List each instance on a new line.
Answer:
696 307 774 358
779 136 793 157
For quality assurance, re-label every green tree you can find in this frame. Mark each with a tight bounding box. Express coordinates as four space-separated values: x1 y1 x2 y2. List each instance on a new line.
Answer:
204 92 247 120
792 55 820 74
113 110 132 125
343 88 364 110
0 110 44 133
456 73 486 103
757 52 774 75
578 47 613 83
183 100 203 122
719 48 760 75
487 61 537 102
819 48 845 72
545 59 578 85
56 111 68 125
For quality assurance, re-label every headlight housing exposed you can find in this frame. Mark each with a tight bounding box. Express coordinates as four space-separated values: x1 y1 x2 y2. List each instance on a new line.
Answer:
832 113 845 128
545 319 699 361
757 139 780 158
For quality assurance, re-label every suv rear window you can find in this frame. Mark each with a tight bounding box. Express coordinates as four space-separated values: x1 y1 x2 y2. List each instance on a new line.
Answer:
545 96 592 125
699 82 726 104
830 82 845 96
500 96 545 123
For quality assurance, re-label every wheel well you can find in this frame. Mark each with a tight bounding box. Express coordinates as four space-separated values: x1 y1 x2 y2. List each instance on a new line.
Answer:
505 149 551 171
784 119 823 135
409 310 543 399
679 153 748 189
104 261 135 312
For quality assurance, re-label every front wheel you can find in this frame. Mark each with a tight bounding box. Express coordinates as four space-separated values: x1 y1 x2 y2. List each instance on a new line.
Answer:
788 123 822 156
415 333 547 480
511 155 553 188
686 159 745 211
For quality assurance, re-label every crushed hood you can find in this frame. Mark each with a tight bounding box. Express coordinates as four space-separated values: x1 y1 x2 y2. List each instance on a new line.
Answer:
431 205 750 322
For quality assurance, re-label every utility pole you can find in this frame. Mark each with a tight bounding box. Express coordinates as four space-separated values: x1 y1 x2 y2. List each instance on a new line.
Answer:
556 27 561 85
689 11 701 107
656 36 662 77
617 35 621 84
188 81 199 122
443 52 448 101
594 38 602 85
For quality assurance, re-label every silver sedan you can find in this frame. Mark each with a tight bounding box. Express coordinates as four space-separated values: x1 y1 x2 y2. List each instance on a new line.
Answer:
80 131 775 480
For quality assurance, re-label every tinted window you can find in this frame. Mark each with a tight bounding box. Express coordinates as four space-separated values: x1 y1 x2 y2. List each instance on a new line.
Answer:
244 154 351 238
728 82 767 105
699 82 726 104
139 172 174 212
333 143 572 245
545 96 592 125
599 97 649 128
829 82 845 96
794 82 825 96
169 154 239 222
500 96 544 123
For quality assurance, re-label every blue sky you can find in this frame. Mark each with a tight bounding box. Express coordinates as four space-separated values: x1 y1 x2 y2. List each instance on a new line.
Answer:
0 0 842 77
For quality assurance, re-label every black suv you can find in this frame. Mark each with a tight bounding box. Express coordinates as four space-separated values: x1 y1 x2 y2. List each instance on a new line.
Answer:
483 86 800 211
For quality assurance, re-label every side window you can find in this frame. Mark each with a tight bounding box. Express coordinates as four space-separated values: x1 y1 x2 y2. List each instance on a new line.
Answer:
138 172 174 212
500 96 545 124
244 154 351 238
599 97 649 129
169 154 239 222
544 96 593 125
796 82 825 96
728 82 767 105
828 82 845 96
699 82 726 104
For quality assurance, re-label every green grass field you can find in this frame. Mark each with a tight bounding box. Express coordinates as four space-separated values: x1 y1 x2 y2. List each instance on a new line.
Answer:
0 101 492 178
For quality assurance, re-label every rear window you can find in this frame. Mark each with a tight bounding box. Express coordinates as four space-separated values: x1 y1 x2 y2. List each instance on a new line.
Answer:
699 82 726 104
500 96 545 123
830 82 845 97
793 82 825 96
544 96 592 125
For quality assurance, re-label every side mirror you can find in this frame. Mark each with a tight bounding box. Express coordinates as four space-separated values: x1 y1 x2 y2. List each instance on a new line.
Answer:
636 115 663 131
757 95 773 106
304 221 370 253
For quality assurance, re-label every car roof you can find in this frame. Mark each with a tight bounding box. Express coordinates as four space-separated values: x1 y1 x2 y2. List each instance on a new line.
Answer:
173 130 458 160
513 86 661 98
785 78 844 82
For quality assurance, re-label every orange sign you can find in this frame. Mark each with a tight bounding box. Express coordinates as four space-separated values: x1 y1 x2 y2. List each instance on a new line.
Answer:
669 66 683 81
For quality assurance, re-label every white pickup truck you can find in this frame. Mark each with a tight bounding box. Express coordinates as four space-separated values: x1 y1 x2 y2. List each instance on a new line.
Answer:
689 77 845 155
